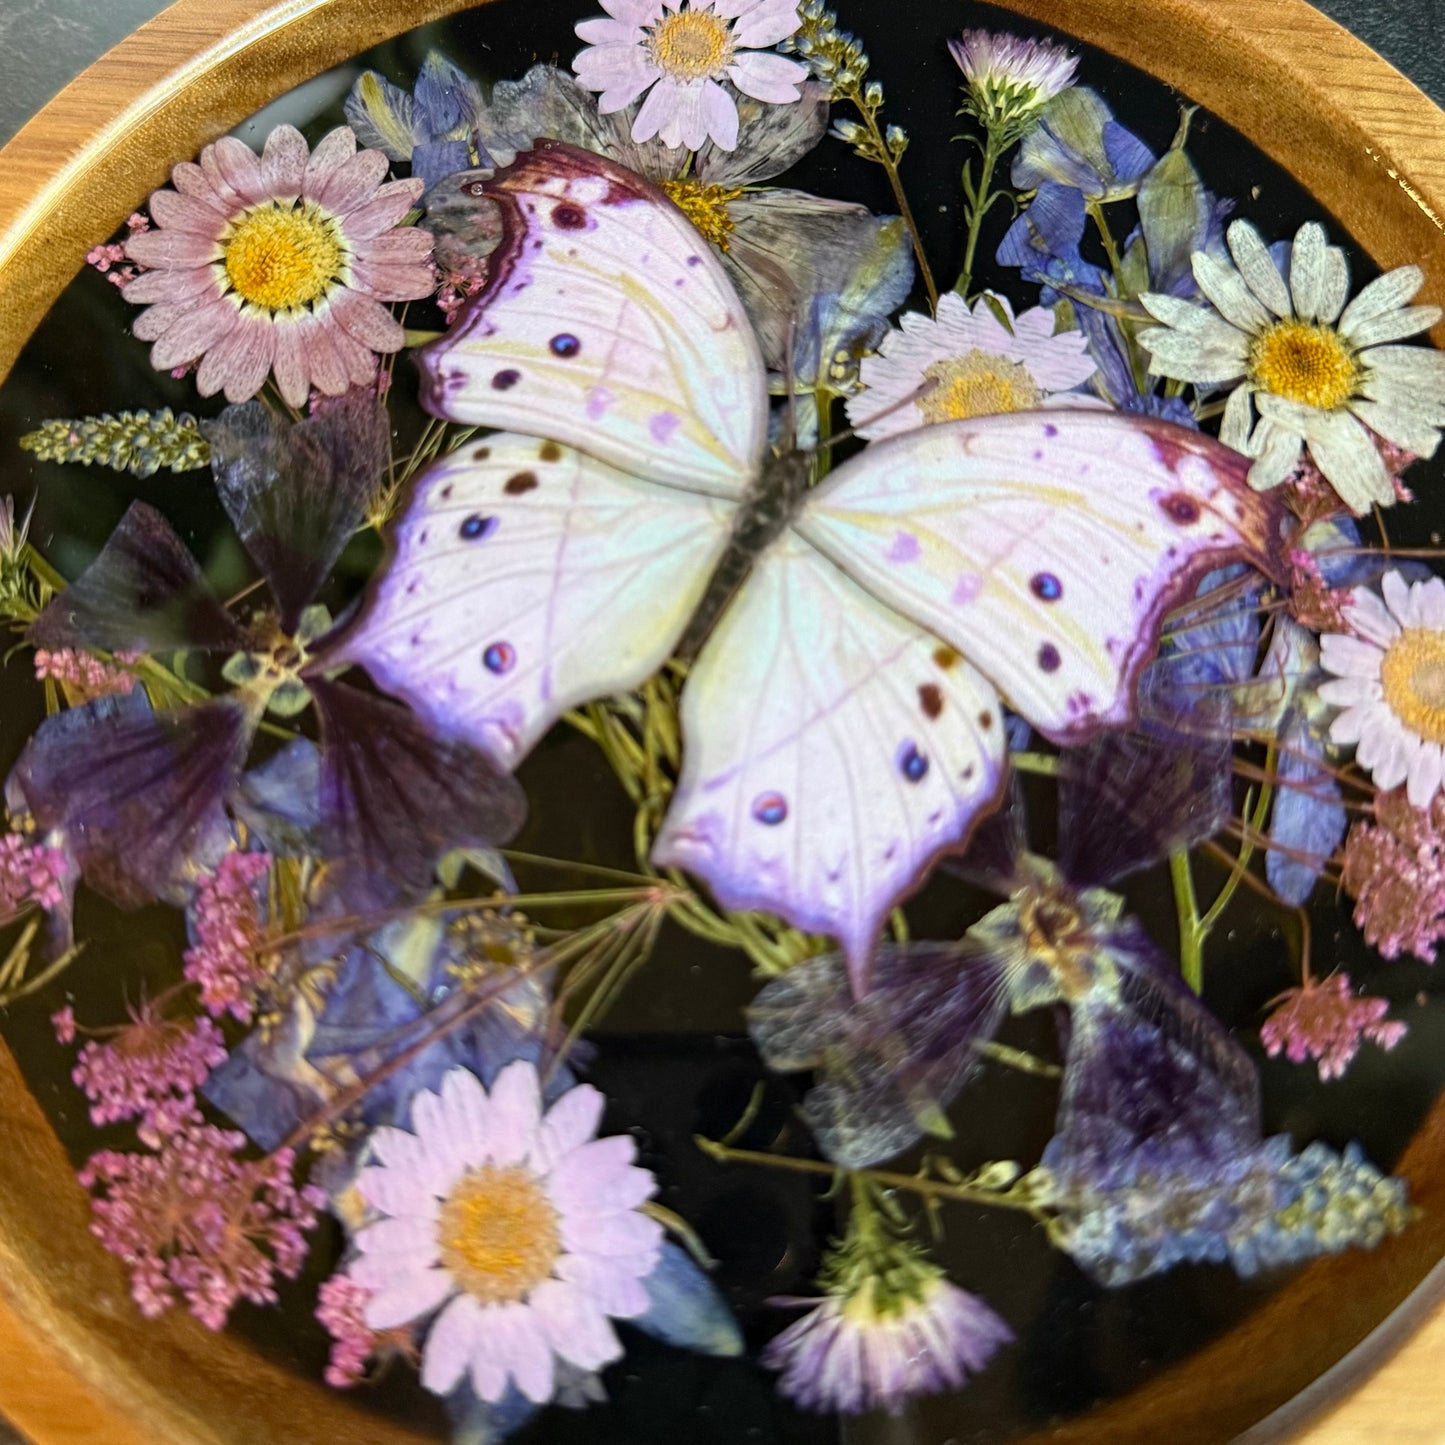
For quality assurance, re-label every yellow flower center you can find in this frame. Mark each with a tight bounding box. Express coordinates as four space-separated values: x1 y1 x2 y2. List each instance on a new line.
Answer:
647 8 734 81
222 201 346 312
436 1164 561 1305
919 351 1043 424
1248 320 1358 411
1380 627 1445 745
658 179 742 249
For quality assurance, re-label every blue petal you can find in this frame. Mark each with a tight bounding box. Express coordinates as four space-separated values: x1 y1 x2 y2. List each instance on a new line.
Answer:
414 52 485 139
632 1243 744 1357
232 739 322 856
1102 120 1156 188
1266 721 1345 906
445 1381 541 1445
413 138 474 194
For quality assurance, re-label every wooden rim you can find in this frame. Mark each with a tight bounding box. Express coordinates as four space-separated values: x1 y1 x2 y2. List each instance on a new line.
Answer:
1 1 1444 1440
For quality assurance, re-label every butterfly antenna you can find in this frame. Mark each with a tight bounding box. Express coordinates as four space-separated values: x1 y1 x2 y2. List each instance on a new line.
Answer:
816 377 940 452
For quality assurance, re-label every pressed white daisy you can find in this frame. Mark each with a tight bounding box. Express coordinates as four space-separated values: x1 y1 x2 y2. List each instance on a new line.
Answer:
572 0 808 152
1138 218 1445 513
122 125 433 407
350 1061 663 1405
1319 568 1445 807
763 1275 1013 1415
948 28 1078 136
844 291 1101 441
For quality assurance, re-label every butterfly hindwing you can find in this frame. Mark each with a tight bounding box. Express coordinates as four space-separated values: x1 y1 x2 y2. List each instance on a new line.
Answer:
416 140 767 498
796 410 1279 741
652 533 1007 982
334 433 733 768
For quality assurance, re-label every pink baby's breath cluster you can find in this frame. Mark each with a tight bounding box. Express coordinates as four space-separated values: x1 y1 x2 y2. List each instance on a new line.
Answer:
70 1002 228 1146
1285 548 1349 633
1260 973 1406 1081
34 647 137 701
316 1273 378 1387
184 851 273 1022
1342 788 1445 963
85 212 151 288
0 832 67 921
80 1125 324 1330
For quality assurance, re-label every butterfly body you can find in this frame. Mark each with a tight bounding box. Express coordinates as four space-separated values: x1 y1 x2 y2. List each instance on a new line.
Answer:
340 139 1279 987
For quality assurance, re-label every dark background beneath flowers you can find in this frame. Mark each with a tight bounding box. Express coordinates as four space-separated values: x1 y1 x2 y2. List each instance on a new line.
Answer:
3 4 1445 1445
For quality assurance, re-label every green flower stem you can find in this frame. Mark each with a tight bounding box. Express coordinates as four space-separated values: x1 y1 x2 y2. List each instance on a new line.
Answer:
695 1136 1045 1218
955 129 1006 300
835 81 938 311
1010 749 1059 777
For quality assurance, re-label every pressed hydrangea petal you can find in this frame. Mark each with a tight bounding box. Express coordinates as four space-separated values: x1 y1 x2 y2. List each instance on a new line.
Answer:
1339 265 1425 336
1227 220 1292 316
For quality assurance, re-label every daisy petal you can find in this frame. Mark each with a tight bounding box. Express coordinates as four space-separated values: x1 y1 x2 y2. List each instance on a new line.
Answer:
1192 251 1273 333
1347 305 1442 349
1288 221 1328 321
1339 265 1425 336
1407 741 1445 808
363 1267 452 1329
421 1294 482 1396
1227 220 1292 317
728 51 808 104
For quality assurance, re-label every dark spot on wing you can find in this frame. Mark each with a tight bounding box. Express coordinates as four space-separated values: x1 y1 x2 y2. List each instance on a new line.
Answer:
1038 642 1062 673
504 471 539 495
492 369 521 391
552 203 587 229
539 441 562 462
933 645 961 671
918 683 944 719
1160 492 1201 525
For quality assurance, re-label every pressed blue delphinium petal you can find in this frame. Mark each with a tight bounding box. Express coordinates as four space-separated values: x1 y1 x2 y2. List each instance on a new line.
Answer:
633 1243 744 1356
231 739 323 857
1012 88 1154 201
1267 719 1347 906
996 180 1106 304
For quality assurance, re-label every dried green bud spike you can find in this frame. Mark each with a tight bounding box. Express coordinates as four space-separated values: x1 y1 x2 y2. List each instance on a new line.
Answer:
19 409 211 480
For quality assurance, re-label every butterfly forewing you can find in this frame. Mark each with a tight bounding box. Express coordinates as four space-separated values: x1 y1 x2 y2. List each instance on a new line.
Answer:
334 433 733 769
652 533 1007 984
417 140 768 499
795 411 1280 742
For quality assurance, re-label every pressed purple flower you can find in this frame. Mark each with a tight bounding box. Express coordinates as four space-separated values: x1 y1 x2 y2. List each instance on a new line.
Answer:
1261 973 1406 1082
122 125 433 407
764 1276 1012 1415
184 851 273 1023
573 0 807 151
70 999 229 1146
350 1060 663 1406
949 29 1078 133
80 1124 325 1329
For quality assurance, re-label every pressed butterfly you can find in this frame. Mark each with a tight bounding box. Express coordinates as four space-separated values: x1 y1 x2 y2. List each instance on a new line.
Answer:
334 139 1279 992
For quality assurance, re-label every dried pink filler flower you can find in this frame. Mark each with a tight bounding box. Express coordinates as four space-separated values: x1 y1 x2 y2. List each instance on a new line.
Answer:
0 832 67 922
122 125 433 406
1261 974 1406 1082
1342 787 1445 962
80 1125 325 1330
317 1274 379 1387
184 852 273 1022
51 1006 76 1045
34 647 137 701
70 1000 228 1146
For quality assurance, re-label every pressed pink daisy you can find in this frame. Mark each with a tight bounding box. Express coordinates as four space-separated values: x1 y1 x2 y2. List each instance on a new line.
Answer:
573 0 807 152
844 291 1102 440
350 1061 663 1405
1260 973 1406 1081
764 1275 1013 1415
1319 568 1445 807
122 125 433 407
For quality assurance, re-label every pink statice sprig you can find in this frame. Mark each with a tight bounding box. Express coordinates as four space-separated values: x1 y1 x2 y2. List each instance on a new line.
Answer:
184 851 273 1023
1261 972 1406 1082
0 832 67 923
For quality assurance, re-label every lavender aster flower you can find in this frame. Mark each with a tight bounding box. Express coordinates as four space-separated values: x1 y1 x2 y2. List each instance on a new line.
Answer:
949 29 1077 138
765 1276 1012 1414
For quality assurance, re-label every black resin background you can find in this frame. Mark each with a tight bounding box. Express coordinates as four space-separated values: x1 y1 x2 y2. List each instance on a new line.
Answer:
3 2 1445 1442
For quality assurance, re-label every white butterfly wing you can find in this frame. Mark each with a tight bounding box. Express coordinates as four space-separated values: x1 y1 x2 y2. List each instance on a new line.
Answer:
333 434 733 769
416 141 767 499
795 411 1279 739
652 533 1006 982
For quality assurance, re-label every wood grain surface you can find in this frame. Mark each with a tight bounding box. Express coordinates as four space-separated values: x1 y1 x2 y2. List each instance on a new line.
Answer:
1 2 1445 1443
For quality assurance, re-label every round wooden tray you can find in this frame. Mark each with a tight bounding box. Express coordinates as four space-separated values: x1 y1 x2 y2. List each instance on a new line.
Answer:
2 2 1445 1442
